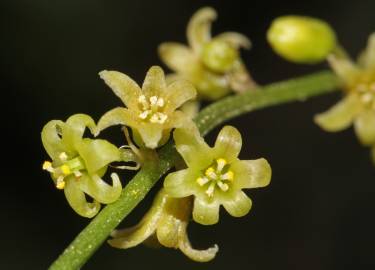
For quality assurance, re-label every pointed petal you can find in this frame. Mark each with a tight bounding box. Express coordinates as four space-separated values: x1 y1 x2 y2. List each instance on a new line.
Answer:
314 94 361 132
213 126 242 162
327 54 360 83
64 176 100 218
99 70 142 108
79 173 122 204
187 7 216 52
164 169 196 198
177 222 218 262
164 79 197 113
109 190 167 248
174 125 213 168
96 107 138 135
223 191 252 217
137 124 163 149
215 32 251 49
358 33 375 69
142 66 167 97
62 114 96 150
179 100 200 119
231 158 272 189
158 43 197 73
41 120 68 160
165 111 191 130
192 197 220 225
354 109 375 145
77 138 120 174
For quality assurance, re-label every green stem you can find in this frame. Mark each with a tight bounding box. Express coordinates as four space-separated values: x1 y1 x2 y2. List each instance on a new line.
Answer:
49 70 340 270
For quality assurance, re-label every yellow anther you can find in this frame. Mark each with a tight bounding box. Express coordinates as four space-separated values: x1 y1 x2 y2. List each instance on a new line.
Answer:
196 177 210 186
56 179 66 190
217 181 229 192
139 110 150 119
205 167 217 179
205 183 215 197
42 161 53 172
59 152 68 161
216 158 227 172
60 164 71 175
221 170 234 181
73 170 82 178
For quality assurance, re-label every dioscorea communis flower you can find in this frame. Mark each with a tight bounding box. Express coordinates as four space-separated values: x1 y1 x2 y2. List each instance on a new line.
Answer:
109 189 218 262
41 114 122 217
158 7 256 100
164 125 271 225
314 34 375 159
96 66 196 149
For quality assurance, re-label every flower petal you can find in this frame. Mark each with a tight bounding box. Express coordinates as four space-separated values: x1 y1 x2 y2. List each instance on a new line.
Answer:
177 222 219 262
192 197 220 225
187 7 216 52
79 173 122 204
314 94 361 132
64 176 101 218
165 111 191 130
62 114 96 150
222 191 252 217
99 70 142 108
41 120 68 160
358 33 375 69
158 43 197 73
213 125 242 162
174 125 213 168
164 169 196 198
77 138 120 174
164 79 197 113
327 54 360 83
142 66 167 97
96 107 138 135
231 158 272 189
215 32 251 49
354 109 375 145
137 124 163 149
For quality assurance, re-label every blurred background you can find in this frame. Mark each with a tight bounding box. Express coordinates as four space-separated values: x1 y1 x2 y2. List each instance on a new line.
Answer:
1 0 375 269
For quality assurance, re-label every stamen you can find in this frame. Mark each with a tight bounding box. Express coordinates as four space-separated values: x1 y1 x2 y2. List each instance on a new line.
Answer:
73 170 82 178
42 161 54 173
138 95 149 110
59 152 68 161
361 93 373 103
149 96 158 106
197 177 210 186
156 97 165 107
56 176 66 190
205 167 217 179
216 158 227 172
221 171 234 181
217 181 229 191
139 110 150 119
205 183 215 197
149 113 168 124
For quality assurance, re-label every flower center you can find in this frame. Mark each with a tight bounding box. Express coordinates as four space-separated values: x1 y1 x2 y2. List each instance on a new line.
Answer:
137 95 168 124
42 152 85 189
353 79 375 109
196 158 234 197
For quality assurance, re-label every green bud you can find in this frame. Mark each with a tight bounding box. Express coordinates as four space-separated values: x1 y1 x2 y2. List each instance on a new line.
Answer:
202 40 239 73
267 15 337 64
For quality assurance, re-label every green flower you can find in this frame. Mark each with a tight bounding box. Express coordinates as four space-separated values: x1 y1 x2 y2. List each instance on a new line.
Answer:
96 66 196 149
267 15 337 64
314 34 375 157
158 7 256 100
164 125 271 225
41 114 122 218
109 189 218 262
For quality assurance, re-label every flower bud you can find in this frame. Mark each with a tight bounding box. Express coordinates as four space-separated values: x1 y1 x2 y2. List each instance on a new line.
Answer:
202 40 239 73
267 15 337 64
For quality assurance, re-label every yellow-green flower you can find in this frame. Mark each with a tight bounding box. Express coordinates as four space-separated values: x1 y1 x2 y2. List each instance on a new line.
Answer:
158 7 256 100
41 114 122 218
164 125 271 225
96 66 196 149
314 34 375 157
109 189 218 262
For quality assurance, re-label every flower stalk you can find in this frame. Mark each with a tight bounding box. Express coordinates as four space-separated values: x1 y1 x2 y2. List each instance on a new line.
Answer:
49 70 339 270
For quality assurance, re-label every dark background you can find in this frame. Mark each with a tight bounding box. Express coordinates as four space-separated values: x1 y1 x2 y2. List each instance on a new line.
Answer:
1 0 375 269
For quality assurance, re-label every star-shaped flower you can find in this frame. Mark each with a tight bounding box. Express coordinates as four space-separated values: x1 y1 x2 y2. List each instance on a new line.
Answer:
96 66 196 149
109 189 218 262
314 34 375 158
158 7 256 100
41 114 122 217
164 125 271 225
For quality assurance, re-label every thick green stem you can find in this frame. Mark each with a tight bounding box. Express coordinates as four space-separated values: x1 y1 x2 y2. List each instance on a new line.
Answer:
49 70 340 270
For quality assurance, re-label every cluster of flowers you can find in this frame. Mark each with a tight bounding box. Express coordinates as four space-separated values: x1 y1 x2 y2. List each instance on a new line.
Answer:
41 7 271 261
